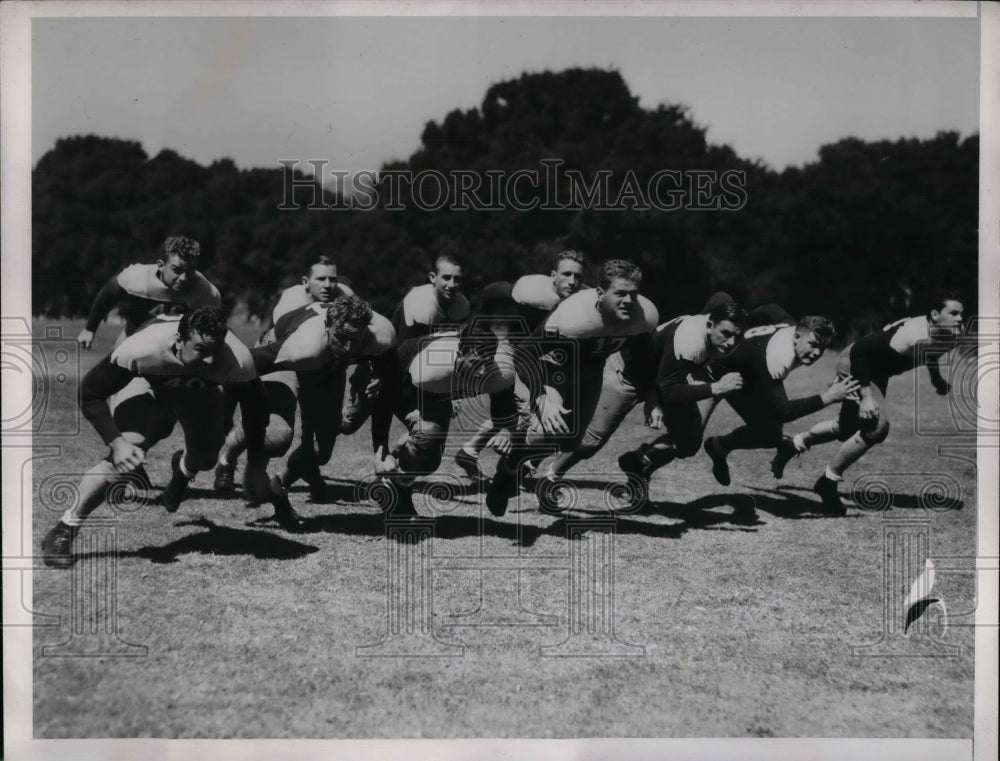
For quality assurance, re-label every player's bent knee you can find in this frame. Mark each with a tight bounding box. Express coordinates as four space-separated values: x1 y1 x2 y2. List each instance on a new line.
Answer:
862 419 890 446
265 419 294 457
673 436 702 459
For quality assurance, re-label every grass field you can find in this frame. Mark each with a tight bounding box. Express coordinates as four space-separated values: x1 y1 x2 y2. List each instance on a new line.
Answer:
30 318 978 738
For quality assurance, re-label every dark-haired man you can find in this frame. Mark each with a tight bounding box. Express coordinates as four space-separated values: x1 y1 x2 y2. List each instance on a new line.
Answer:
454 250 587 480
699 312 860 490
76 235 221 349
772 292 965 514
391 255 470 344
612 300 749 500
41 307 269 568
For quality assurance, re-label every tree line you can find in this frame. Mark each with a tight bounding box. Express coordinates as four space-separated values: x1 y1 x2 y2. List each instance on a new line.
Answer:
32 68 977 338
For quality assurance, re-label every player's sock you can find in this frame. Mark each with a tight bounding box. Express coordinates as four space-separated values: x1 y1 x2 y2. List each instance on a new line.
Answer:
824 466 843 482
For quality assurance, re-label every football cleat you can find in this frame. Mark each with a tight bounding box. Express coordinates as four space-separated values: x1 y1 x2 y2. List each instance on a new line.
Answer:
306 474 331 503
813 475 847 516
159 450 190 513
213 461 236 493
454 449 486 482
703 437 731 487
40 521 78 569
770 437 799 479
485 462 517 517
269 475 304 531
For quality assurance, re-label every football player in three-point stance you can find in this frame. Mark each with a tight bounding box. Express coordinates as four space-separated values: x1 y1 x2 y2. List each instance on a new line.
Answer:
76 235 221 349
454 250 587 481
41 307 270 568
771 292 965 513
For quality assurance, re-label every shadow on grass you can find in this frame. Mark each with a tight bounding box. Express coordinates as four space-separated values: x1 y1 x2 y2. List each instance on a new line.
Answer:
273 510 549 547
113 518 320 564
763 484 963 512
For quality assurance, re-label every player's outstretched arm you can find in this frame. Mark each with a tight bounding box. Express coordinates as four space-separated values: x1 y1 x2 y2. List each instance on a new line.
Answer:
926 353 951 395
78 275 127 348
79 354 145 471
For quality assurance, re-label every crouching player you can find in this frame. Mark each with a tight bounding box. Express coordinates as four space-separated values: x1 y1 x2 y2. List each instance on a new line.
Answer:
76 235 221 349
218 294 398 527
486 259 659 515
40 307 269 568
454 250 587 481
698 312 860 500
213 255 356 496
614 300 749 504
771 292 965 513
374 283 520 517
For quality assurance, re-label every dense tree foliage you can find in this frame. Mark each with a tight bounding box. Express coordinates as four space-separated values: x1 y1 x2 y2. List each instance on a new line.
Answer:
32 69 977 337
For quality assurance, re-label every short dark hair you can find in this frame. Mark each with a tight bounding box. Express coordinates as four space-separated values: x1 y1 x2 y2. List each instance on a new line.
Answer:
797 315 835 348
325 294 372 331
433 254 462 272
178 306 227 342
308 255 338 276
708 301 748 330
162 235 201 262
551 250 586 271
927 289 964 318
597 259 642 290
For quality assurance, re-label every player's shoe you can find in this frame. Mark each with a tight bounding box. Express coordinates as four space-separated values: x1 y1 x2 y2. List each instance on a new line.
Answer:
213 461 236 493
269 475 304 531
486 461 517 517
813 475 847 516
305 474 331 503
454 449 486 483
617 450 651 511
159 450 190 513
703 437 731 487
770 437 799 479
40 521 78 569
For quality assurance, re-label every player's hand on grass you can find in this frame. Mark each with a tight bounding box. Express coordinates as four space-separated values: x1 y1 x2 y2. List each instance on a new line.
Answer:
711 372 743 396
109 437 145 473
822 375 862 406
644 401 664 429
242 456 270 503
487 429 512 455
76 328 95 350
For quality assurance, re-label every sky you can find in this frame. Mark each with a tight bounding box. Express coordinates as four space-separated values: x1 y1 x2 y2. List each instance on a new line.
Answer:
31 14 980 174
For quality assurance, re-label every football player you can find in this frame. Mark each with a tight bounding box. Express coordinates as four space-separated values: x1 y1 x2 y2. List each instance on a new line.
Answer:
698 311 860 492
454 250 587 481
372 282 520 517
771 292 965 514
218 294 398 527
390 254 470 344
76 235 221 349
40 307 269 568
607 300 749 503
486 259 659 515
213 255 355 496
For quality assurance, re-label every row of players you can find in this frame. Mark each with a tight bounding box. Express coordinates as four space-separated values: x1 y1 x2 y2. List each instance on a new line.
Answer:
40 235 966 567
